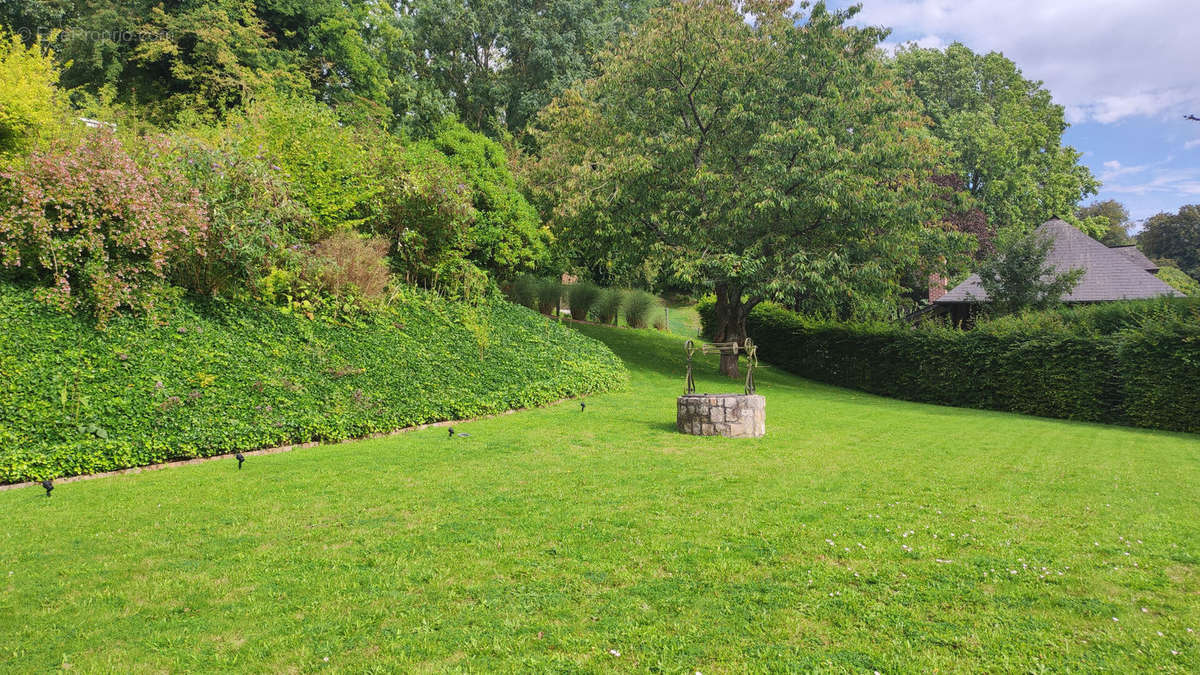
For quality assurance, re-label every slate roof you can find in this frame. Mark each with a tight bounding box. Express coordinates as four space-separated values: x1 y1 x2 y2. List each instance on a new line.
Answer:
936 219 1184 304
1110 245 1158 272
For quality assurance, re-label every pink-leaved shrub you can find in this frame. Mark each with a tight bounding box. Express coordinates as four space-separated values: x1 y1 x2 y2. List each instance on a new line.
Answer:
0 131 207 324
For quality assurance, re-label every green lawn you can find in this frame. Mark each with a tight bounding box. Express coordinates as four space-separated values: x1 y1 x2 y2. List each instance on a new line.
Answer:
2 324 1198 672
664 297 701 337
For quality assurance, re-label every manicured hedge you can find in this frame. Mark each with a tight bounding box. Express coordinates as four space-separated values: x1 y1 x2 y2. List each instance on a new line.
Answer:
698 298 1200 433
0 284 627 483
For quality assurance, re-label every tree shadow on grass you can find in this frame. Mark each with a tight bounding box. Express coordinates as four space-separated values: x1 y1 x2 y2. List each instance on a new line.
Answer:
645 421 678 434
569 322 729 381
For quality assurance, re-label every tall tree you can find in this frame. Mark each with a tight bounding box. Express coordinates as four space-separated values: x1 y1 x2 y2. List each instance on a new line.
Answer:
404 0 661 135
894 43 1099 232
1077 199 1133 247
1139 205 1200 278
532 0 948 376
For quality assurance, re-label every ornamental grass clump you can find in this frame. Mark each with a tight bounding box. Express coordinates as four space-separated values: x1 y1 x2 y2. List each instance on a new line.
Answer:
567 282 601 321
594 288 625 325
624 290 658 328
536 276 562 316
510 274 539 309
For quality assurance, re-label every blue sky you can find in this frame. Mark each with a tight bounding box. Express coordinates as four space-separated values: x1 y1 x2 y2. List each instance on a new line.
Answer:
826 0 1200 226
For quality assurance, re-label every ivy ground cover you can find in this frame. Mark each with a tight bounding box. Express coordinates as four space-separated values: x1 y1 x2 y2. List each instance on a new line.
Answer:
0 284 625 483
1 324 1197 671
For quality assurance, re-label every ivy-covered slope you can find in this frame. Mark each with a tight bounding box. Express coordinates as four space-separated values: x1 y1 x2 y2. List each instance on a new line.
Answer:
0 285 626 483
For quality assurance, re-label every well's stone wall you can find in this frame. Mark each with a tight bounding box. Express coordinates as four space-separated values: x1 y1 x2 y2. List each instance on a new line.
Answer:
676 394 765 438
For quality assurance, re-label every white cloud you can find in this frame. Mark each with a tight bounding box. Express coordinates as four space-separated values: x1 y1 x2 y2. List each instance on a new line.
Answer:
846 0 1200 125
1185 139 1200 151
1098 160 1150 181
1104 169 1200 197
910 34 946 49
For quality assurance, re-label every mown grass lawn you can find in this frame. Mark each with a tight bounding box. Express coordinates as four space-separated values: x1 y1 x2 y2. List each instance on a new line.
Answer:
2 323 1198 672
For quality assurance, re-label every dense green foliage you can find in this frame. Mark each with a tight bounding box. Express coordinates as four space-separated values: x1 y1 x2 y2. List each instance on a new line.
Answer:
1157 265 1199 296
148 133 315 299
5 0 433 128
1139 204 1200 279
0 84 547 317
698 297 1200 433
406 0 662 134
2 323 1197 671
220 96 380 237
894 43 1099 233
0 283 625 483
975 297 1200 334
533 1 959 375
423 119 550 277
2 0 658 135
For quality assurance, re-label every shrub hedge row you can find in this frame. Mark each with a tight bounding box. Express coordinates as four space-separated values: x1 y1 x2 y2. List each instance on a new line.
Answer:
698 298 1200 434
0 284 627 483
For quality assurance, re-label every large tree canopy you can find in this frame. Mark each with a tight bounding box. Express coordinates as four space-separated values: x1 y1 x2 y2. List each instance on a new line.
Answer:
894 43 1099 232
5 0 445 128
532 0 953 376
1077 199 1133 247
1139 205 1200 279
403 0 662 135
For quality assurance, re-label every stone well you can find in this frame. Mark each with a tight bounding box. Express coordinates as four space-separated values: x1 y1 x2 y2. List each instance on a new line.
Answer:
676 393 765 438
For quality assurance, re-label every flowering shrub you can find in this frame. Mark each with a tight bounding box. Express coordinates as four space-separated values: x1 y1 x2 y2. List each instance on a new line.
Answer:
0 132 207 324
145 137 314 298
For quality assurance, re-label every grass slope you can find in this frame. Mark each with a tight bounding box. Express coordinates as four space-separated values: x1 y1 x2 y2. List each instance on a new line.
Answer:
0 284 625 483
1 324 1198 671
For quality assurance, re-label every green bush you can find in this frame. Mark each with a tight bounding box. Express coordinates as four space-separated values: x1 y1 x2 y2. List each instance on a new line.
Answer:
220 95 380 238
424 119 550 278
567 282 601 322
370 139 480 299
697 297 1200 433
1157 266 1199 297
624 290 658 328
536 277 562 316
594 288 625 325
0 283 626 483
976 297 1200 335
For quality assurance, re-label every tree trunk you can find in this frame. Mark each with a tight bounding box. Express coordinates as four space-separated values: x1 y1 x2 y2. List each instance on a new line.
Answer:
712 283 748 379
